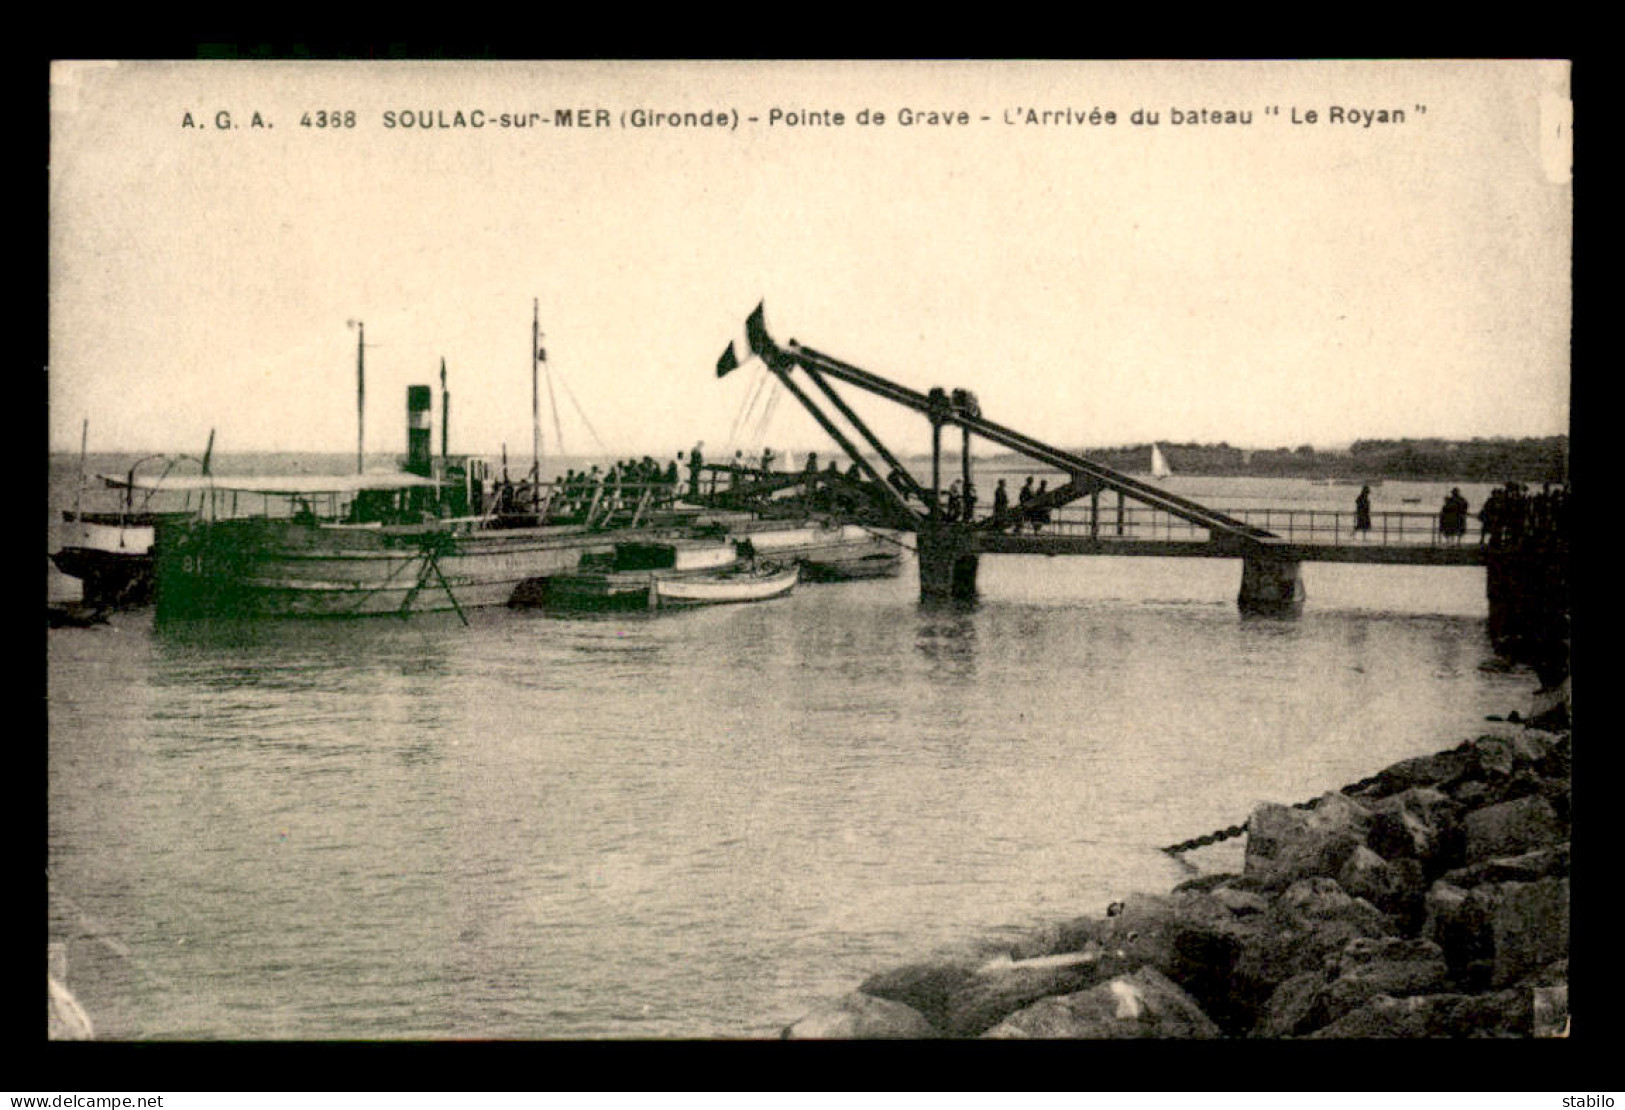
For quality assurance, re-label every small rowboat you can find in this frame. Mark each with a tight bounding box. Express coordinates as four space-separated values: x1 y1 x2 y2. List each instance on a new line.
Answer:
799 549 902 580
534 540 798 611
653 563 799 608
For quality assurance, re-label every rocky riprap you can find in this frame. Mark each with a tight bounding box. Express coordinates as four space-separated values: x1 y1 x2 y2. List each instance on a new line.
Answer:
782 729 1571 1039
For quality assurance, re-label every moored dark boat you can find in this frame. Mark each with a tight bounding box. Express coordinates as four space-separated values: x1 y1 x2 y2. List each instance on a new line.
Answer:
53 508 199 608
798 548 903 580
723 520 904 580
526 538 748 611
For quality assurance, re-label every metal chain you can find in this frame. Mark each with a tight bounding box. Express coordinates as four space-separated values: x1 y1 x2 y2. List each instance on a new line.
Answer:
1161 772 1385 855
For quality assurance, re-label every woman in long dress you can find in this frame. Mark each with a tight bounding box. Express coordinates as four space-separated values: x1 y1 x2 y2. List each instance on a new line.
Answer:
1354 485 1373 538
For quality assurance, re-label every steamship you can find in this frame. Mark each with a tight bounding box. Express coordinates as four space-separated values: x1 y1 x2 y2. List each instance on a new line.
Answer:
148 385 696 620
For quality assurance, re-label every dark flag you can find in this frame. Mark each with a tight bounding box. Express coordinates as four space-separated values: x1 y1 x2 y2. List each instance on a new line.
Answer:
537 345 547 362
745 301 771 360
716 341 740 378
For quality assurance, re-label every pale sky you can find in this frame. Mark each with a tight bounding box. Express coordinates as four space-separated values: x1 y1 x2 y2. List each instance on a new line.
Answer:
49 60 1571 460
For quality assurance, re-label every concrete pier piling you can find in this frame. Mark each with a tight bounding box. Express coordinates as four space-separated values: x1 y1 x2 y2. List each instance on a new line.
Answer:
1485 547 1569 673
1237 556 1306 616
917 528 979 600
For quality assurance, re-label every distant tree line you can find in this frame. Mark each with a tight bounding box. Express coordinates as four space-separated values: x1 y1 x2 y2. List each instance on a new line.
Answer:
1059 437 1568 482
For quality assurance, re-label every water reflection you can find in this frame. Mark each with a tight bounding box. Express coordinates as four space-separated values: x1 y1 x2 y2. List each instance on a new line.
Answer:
913 609 982 699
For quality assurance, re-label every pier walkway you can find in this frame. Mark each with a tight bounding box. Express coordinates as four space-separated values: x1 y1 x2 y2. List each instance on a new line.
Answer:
969 505 1488 567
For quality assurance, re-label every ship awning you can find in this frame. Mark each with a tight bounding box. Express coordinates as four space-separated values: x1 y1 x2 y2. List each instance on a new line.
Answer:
98 472 445 495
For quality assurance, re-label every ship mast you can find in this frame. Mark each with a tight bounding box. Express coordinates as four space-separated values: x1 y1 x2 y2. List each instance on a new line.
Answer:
73 418 87 524
531 298 542 512
355 320 366 475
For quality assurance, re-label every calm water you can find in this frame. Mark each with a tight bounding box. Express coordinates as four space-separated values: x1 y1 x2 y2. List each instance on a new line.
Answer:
47 467 1530 1039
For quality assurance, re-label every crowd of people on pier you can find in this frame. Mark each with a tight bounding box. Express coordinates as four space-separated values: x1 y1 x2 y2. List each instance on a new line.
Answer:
534 442 899 517
933 475 1054 532
1349 481 1570 548
493 455 687 522
1477 481 1570 550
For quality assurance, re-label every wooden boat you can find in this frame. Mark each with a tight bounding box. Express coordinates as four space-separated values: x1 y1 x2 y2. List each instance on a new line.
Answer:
798 548 902 580
52 509 191 608
149 471 690 620
723 520 904 580
654 562 798 607
53 448 208 608
47 600 109 629
537 538 763 610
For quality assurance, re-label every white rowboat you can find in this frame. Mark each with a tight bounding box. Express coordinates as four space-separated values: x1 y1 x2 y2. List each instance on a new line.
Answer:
654 564 799 608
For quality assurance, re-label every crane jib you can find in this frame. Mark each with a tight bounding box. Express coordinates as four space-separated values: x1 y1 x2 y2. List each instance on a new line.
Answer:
774 337 1273 543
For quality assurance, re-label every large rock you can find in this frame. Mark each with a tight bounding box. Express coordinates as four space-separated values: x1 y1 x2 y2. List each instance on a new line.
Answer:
781 991 939 1039
1422 880 1497 979
982 966 1221 1039
1255 970 1331 1038
1244 793 1373 891
1236 878 1392 998
1211 885 1272 917
1460 735 1521 781
937 949 1115 1037
1334 937 1450 995
1537 775 1573 825
1442 843 1569 888
1367 787 1463 874
1309 990 1532 1038
1422 881 1479 954
1305 994 1432 1038
1425 990 1532 1037
1470 732 1560 777
1463 795 1565 863
1266 878 1393 935
1363 750 1471 799
1338 845 1427 928
1421 876 1569 989
1488 877 1569 987
1088 891 1268 1034
857 961 980 1030
1444 735 1569 811
1005 915 1106 961
1531 730 1571 781
1322 937 1449 1022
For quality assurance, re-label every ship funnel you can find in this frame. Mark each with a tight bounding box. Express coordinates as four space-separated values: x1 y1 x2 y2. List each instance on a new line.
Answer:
406 385 433 477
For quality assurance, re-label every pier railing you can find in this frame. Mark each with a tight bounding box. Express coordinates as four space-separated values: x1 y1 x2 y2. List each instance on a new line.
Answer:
981 504 1473 549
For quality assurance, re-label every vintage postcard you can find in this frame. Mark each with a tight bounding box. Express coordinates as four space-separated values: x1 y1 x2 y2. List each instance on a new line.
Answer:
48 60 1570 1047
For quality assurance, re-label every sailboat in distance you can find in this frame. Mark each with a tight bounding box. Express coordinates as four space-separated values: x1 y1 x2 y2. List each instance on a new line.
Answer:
1150 443 1172 481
